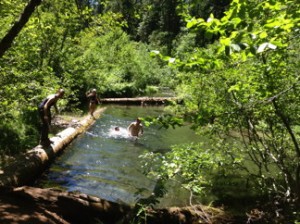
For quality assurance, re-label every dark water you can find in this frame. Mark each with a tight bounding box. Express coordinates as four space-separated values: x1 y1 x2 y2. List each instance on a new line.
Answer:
37 105 203 207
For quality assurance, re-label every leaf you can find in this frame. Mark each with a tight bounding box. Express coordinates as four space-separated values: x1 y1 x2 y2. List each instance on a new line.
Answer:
207 14 215 23
168 58 176 63
231 17 242 26
230 43 241 52
228 84 240 92
220 37 231 46
264 20 281 28
267 43 277 50
186 19 197 29
238 43 248 50
150 50 160 55
257 43 268 53
186 18 204 28
257 42 277 53
259 31 268 39
204 30 213 39
250 45 257 55
249 33 257 40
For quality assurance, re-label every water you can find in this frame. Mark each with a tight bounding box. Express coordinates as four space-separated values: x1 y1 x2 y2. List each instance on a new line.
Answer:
36 105 202 207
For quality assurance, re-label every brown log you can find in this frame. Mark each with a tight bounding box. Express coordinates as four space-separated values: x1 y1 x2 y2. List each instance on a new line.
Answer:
0 186 131 224
99 97 178 105
0 108 106 187
0 186 232 224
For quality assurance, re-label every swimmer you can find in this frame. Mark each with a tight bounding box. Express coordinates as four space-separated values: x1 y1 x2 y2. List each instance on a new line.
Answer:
127 118 143 137
108 126 127 138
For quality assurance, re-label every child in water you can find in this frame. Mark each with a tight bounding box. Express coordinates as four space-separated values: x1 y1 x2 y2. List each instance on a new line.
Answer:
127 118 143 137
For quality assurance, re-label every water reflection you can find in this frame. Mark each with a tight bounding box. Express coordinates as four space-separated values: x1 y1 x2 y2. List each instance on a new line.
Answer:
36 105 202 207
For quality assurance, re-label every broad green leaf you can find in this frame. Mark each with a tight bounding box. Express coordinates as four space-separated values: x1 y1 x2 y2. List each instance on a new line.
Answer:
230 43 241 52
220 37 231 46
257 42 277 53
259 31 268 39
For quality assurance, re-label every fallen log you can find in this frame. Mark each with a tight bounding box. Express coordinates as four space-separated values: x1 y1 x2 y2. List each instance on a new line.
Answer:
0 186 233 224
100 97 178 105
0 108 106 187
0 186 131 224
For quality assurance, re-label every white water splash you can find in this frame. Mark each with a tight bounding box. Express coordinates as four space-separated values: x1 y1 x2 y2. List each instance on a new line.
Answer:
108 126 130 139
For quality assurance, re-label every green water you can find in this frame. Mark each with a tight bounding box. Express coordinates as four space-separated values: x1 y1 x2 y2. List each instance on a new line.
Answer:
36 105 204 207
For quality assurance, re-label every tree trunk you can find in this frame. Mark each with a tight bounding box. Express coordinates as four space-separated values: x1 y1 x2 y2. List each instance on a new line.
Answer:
0 186 231 224
0 0 42 58
0 186 131 224
100 97 178 105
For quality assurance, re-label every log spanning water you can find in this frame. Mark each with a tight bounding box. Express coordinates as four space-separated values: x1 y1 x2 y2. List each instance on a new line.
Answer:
0 108 106 187
99 97 178 105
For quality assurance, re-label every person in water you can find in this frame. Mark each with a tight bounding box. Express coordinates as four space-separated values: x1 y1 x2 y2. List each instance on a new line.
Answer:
86 88 100 117
38 88 65 146
127 118 144 137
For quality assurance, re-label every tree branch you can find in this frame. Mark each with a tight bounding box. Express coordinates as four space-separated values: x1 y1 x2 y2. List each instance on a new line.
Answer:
0 0 42 58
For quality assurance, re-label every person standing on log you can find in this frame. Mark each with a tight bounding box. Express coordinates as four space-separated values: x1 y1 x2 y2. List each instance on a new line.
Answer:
38 88 65 146
86 88 100 117
127 118 144 137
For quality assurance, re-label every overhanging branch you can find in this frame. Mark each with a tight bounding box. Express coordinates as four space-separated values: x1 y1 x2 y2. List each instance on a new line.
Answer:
0 0 42 58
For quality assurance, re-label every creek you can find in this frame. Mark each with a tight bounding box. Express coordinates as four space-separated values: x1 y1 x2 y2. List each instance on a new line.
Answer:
36 105 204 207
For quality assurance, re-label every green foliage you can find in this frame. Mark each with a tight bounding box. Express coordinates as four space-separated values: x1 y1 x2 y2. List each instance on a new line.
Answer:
141 139 248 198
4 0 300 220
0 0 27 37
143 114 183 129
68 26 170 98
159 0 300 208
0 0 176 155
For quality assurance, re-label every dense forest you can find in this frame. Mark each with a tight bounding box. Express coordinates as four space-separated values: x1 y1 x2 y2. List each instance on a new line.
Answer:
0 0 299 222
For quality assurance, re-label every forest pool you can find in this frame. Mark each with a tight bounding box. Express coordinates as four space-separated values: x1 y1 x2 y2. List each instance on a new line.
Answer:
35 105 205 207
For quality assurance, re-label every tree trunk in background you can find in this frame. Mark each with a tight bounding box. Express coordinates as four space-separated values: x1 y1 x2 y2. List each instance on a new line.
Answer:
0 0 42 58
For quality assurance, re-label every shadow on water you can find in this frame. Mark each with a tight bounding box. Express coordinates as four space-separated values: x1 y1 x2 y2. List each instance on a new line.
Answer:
35 105 204 207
